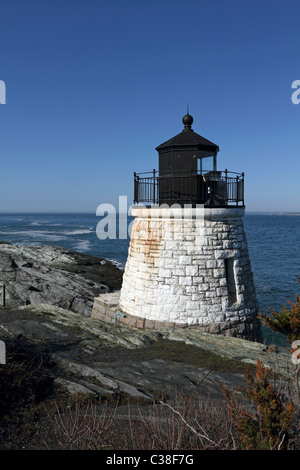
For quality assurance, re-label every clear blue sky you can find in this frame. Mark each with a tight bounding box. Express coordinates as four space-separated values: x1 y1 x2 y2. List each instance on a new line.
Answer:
0 0 299 213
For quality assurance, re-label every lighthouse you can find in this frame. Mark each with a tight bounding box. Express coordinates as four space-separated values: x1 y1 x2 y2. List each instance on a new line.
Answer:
92 112 262 342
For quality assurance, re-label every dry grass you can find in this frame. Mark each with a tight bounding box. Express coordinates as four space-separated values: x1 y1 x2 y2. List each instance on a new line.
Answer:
39 392 238 450
0 338 299 450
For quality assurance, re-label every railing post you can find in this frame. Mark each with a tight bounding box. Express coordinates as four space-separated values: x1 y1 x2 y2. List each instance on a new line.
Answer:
153 169 156 205
190 168 193 205
134 172 140 204
134 172 137 203
242 172 244 206
224 169 228 205
236 175 239 206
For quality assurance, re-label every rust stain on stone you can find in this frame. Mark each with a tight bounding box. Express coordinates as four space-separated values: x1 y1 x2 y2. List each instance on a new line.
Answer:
130 219 161 268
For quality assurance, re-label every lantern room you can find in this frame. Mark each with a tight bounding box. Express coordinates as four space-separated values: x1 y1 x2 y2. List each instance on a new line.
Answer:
156 111 219 177
134 112 244 207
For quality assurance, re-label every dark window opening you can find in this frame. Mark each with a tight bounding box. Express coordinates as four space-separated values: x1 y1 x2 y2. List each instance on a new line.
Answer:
225 258 237 305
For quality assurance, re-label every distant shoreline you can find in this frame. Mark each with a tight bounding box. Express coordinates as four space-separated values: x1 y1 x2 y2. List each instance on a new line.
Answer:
0 211 299 216
246 212 300 215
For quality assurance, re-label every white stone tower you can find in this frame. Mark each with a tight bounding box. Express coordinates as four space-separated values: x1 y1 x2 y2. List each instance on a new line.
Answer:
92 112 262 342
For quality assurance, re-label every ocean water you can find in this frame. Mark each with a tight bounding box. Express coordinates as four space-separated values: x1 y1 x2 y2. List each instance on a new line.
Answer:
0 212 299 345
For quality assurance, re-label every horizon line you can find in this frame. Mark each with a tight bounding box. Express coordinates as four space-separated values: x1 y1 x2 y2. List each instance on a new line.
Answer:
0 210 299 215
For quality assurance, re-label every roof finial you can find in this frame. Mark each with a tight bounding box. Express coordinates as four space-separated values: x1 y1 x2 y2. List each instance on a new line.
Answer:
182 105 193 129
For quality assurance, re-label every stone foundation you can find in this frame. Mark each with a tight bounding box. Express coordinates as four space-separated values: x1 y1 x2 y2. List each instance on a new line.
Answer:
91 291 262 342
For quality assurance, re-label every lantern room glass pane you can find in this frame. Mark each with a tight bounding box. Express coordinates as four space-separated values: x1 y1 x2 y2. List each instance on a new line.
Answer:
198 156 214 174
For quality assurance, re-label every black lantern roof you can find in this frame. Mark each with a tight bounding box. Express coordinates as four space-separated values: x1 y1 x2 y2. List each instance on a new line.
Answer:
155 112 219 155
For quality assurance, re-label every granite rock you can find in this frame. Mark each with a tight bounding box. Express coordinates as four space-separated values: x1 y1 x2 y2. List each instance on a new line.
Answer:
0 303 294 404
0 243 123 316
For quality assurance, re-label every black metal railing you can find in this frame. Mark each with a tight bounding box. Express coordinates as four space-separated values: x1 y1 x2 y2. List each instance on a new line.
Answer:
134 169 244 207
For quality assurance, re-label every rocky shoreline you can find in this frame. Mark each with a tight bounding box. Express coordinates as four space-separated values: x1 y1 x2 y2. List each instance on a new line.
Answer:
0 302 293 398
0 242 123 315
0 243 295 449
0 242 293 397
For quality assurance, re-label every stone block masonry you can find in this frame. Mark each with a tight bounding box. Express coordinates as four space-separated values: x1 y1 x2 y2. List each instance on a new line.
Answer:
95 207 262 342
